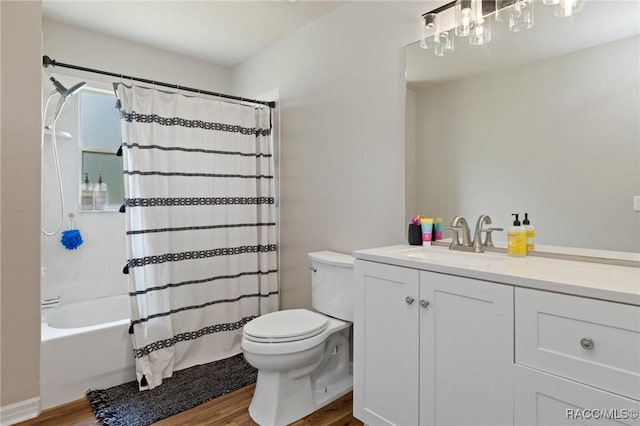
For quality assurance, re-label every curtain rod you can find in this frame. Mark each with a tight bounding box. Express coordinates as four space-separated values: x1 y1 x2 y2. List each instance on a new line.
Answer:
42 55 275 109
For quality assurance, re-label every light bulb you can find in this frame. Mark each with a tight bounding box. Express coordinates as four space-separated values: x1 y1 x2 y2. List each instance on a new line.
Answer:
420 13 439 50
435 30 455 56
455 0 473 36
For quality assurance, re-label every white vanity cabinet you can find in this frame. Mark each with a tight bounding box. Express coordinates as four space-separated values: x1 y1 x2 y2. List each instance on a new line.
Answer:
514 288 640 426
353 245 640 426
354 260 514 426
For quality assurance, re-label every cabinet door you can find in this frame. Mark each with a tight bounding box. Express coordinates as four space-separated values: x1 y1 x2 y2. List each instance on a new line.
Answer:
354 260 420 426
515 364 640 426
419 271 514 426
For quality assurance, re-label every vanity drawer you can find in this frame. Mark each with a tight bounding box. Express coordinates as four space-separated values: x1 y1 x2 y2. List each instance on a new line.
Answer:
515 288 640 400
515 364 640 426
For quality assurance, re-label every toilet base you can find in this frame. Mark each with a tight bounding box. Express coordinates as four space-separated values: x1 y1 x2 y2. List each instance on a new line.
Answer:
247 330 353 426
248 370 352 426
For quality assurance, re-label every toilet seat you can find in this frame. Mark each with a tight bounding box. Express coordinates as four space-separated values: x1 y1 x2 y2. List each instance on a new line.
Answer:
243 309 329 343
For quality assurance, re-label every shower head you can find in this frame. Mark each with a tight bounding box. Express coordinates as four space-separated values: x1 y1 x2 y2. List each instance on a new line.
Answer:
49 77 86 99
45 77 86 129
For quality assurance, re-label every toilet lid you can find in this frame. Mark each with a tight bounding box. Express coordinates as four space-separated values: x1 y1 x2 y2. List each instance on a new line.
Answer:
243 309 329 343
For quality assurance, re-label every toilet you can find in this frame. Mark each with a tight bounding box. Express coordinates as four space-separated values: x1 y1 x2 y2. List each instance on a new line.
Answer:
241 251 354 426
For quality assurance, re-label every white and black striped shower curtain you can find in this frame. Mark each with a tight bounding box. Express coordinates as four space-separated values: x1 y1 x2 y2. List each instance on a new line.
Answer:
116 85 278 390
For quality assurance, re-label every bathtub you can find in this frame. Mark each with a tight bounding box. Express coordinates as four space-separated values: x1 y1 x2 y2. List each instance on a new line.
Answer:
40 294 136 409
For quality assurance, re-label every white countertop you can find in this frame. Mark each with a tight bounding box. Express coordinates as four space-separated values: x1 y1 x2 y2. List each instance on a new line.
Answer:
353 245 640 306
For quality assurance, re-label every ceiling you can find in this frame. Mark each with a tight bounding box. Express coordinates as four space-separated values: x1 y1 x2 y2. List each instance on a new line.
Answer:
42 0 346 68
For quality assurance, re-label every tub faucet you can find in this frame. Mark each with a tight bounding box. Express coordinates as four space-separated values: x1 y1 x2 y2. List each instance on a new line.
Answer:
41 296 61 308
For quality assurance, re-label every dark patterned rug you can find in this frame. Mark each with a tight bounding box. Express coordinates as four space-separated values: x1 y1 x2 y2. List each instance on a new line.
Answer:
86 353 257 426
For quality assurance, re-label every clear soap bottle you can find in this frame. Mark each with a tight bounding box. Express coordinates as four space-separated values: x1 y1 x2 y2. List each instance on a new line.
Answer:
94 174 108 210
508 213 527 257
81 173 94 210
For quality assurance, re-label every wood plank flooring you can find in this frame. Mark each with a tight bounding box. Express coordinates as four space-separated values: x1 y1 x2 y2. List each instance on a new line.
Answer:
17 384 362 426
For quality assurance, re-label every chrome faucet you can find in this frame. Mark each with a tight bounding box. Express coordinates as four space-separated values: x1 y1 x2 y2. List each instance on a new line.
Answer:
448 215 503 253
473 214 503 252
474 214 493 247
450 216 472 247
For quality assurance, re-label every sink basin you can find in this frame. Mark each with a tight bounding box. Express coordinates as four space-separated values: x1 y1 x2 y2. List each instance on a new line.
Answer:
382 245 508 269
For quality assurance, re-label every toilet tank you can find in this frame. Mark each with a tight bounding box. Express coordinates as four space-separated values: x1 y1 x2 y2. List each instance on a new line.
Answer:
308 251 354 322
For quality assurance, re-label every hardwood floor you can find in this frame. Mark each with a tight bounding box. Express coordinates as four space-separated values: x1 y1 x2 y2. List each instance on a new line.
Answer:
17 384 362 426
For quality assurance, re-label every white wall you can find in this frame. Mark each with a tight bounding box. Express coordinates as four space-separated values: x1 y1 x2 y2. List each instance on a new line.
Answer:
41 20 234 303
43 19 232 93
232 1 432 309
1 0 42 411
414 36 640 252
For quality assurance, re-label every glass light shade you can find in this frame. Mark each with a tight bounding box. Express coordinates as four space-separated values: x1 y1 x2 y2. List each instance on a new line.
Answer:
508 0 534 32
495 0 516 22
435 29 455 56
554 0 584 17
455 0 473 36
420 13 439 50
469 0 491 45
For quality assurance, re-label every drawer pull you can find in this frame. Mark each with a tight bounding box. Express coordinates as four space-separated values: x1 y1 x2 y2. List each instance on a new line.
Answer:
420 299 430 308
405 296 415 305
580 337 595 350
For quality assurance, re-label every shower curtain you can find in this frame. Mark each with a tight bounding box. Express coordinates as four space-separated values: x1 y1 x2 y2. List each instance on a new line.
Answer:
116 85 278 390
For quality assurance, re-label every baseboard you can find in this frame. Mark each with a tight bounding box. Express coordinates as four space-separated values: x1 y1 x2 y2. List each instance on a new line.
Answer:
0 397 40 426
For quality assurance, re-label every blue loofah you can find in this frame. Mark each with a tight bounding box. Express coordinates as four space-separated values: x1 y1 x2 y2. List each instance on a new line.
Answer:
61 229 84 250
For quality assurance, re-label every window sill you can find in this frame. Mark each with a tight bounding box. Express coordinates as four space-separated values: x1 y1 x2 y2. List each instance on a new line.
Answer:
77 207 122 213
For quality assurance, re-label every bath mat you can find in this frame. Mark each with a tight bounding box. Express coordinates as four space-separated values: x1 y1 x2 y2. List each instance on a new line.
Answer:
86 353 257 426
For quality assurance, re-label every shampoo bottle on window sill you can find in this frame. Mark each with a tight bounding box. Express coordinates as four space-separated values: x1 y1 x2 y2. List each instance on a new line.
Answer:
81 173 94 210
94 174 108 210
507 213 527 257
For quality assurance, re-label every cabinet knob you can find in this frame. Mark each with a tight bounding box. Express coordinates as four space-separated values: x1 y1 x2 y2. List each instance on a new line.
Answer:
420 299 430 308
580 337 595 350
405 296 415 305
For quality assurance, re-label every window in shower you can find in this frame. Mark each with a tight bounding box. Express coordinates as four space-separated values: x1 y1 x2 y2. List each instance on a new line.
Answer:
78 88 123 211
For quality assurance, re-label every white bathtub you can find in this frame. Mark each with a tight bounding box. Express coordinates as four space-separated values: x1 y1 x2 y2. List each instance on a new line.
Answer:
40 294 136 409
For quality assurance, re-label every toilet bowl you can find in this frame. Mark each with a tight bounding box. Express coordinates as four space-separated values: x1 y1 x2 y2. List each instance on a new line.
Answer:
241 251 354 426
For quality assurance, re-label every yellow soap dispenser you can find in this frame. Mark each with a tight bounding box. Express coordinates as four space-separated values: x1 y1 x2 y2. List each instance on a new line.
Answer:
522 213 535 252
508 213 527 257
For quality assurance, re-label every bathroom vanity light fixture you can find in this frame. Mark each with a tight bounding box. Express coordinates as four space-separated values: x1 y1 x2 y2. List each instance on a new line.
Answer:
552 0 585 17
420 0 585 56
420 13 440 49
468 0 492 45
495 0 534 32
420 10 455 55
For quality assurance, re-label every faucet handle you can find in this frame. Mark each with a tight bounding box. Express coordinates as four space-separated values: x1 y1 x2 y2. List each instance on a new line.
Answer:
481 227 503 247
